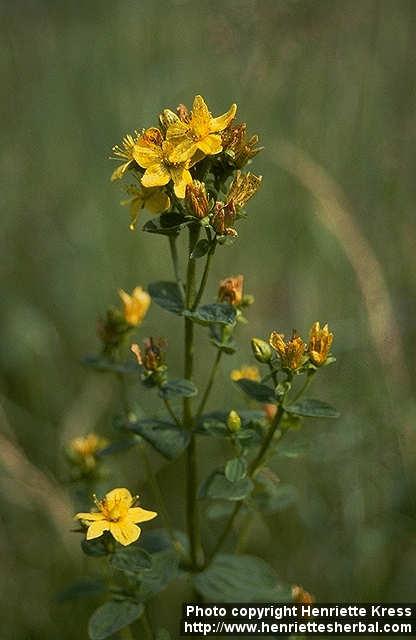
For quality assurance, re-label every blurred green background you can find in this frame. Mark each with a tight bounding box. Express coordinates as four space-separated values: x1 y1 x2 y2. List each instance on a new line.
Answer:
1 0 416 637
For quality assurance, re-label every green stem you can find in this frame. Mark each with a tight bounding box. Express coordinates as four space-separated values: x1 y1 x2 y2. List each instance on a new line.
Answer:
141 607 154 639
168 234 185 300
290 370 315 404
183 225 204 570
196 349 223 419
207 405 285 564
192 241 216 311
162 396 182 428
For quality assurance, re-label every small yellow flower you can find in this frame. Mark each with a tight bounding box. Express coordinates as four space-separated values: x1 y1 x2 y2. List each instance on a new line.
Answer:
227 170 262 208
75 488 157 547
166 95 237 162
218 275 244 306
308 322 333 366
118 287 151 327
110 132 140 182
122 184 171 230
133 127 192 199
269 330 306 371
68 433 108 470
185 180 210 219
230 365 261 382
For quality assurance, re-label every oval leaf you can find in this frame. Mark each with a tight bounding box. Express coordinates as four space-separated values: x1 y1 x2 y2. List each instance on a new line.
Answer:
88 601 143 640
199 471 253 501
235 378 276 403
159 379 197 398
127 419 190 460
110 546 152 573
225 457 247 483
193 554 290 602
190 238 210 259
143 213 195 236
285 398 340 418
184 303 236 326
148 281 184 315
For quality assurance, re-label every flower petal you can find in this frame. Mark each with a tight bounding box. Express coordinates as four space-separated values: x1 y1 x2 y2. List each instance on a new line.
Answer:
168 137 196 163
86 520 110 540
75 511 106 521
105 488 134 511
170 167 193 199
197 134 222 156
133 144 161 169
127 507 158 524
191 95 211 137
141 164 171 188
145 190 171 214
166 120 189 141
110 521 141 546
209 103 237 132
111 161 131 182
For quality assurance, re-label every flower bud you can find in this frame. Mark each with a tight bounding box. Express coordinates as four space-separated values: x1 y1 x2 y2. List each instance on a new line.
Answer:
218 275 244 306
227 410 242 433
251 337 272 363
185 181 210 219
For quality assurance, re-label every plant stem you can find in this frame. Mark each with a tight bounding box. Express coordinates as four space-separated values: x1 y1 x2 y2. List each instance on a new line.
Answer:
183 225 203 570
141 607 154 639
290 369 316 404
168 234 185 300
192 241 216 311
196 349 223 419
206 405 285 564
162 396 182 428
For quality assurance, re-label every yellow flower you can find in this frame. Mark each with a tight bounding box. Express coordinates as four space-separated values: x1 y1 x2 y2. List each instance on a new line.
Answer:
227 171 262 208
132 127 192 198
218 275 244 306
308 321 333 366
68 433 108 470
122 184 171 230
292 584 315 605
118 287 151 326
166 95 237 162
75 488 157 547
230 364 261 382
269 330 306 371
110 132 140 182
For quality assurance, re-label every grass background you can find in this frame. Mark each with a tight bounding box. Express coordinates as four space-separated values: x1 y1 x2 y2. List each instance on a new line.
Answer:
1 0 416 637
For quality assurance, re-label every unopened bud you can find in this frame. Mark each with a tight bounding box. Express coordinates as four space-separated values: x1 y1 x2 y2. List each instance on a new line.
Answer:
251 338 272 363
227 410 241 433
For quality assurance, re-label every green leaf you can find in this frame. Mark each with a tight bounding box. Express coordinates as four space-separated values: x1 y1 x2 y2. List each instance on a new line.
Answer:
199 471 253 501
57 577 106 603
126 418 190 460
137 548 180 598
235 378 276 403
148 281 184 315
110 546 152 573
143 213 195 236
190 238 210 259
83 356 140 374
285 398 340 418
184 303 237 326
159 379 197 399
225 457 247 482
193 554 291 602
88 600 144 640
81 537 109 557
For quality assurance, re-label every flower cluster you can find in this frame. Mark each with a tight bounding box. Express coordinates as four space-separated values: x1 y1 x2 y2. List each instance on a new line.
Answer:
267 321 334 373
111 95 263 236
